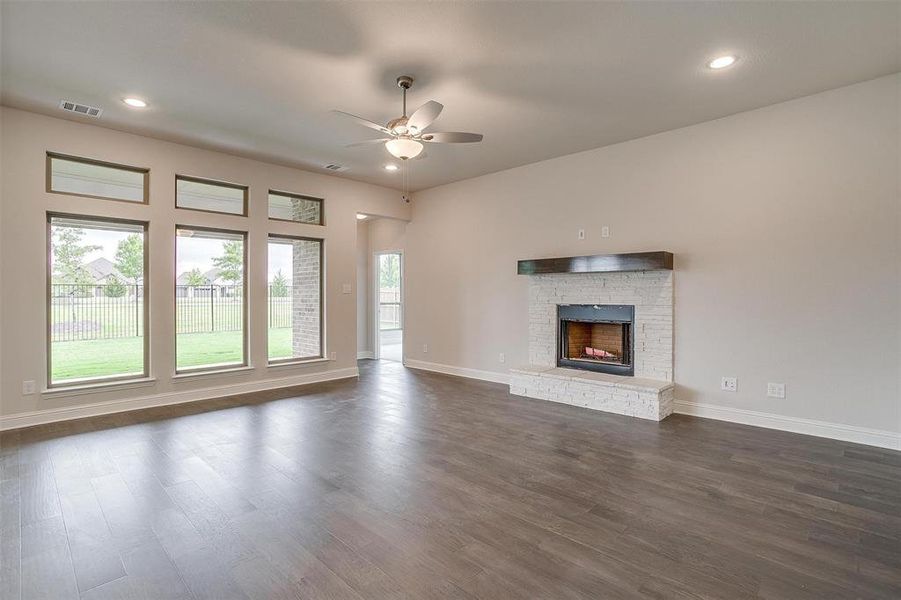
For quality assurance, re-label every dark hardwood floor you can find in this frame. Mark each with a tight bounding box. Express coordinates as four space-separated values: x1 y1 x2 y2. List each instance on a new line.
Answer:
1 360 899 599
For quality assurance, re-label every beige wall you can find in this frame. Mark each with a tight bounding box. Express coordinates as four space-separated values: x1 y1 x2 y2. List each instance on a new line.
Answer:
0 107 409 419
405 74 900 434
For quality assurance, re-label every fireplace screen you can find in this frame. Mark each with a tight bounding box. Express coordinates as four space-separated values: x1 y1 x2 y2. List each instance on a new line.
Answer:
557 304 634 376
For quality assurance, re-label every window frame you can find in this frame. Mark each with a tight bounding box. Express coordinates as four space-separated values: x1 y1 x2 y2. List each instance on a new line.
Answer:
46 152 150 204
46 212 151 388
174 225 249 374
267 233 325 365
175 175 249 217
267 189 325 226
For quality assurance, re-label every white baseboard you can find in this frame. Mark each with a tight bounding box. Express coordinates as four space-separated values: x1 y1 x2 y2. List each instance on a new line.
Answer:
357 351 374 360
674 400 900 450
405 359 510 385
0 367 359 432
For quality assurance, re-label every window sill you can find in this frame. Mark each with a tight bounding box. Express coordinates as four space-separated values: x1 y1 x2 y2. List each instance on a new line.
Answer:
171 365 254 382
43 377 157 398
267 357 330 369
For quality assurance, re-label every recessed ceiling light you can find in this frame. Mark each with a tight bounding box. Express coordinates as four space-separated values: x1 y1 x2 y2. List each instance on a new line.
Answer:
356 213 368 220
122 97 147 108
708 55 737 70
384 164 399 171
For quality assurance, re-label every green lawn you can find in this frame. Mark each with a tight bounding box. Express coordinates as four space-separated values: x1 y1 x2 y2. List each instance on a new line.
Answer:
51 328 292 382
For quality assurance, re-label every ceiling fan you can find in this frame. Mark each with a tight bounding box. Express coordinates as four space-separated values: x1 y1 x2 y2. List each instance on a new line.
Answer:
334 75 483 160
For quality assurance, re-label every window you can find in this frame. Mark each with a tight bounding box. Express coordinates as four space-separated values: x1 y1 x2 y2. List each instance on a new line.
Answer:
47 153 148 203
268 235 323 362
378 253 402 331
48 214 148 386
176 176 247 216
268 191 323 225
175 227 247 372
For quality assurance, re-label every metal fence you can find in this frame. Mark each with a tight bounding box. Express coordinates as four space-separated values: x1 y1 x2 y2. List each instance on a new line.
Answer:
175 285 245 334
51 283 144 341
50 284 293 342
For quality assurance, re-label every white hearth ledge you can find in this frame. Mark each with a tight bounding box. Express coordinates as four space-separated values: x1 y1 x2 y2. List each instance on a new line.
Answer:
509 365 674 421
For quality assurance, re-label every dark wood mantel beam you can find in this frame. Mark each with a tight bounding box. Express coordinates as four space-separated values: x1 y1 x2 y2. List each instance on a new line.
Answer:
517 251 673 275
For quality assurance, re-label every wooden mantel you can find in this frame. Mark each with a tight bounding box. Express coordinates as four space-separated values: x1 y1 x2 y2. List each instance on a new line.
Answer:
517 251 673 275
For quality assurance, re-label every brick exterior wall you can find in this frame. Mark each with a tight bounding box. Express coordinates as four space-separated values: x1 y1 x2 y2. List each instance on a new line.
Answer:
290 199 322 358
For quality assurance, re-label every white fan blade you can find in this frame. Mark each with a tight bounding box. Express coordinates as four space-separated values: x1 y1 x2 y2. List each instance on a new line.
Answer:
407 101 443 132
421 132 483 143
331 110 390 134
346 138 391 147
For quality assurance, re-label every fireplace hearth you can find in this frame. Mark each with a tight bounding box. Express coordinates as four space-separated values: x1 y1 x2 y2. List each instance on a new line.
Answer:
557 304 634 376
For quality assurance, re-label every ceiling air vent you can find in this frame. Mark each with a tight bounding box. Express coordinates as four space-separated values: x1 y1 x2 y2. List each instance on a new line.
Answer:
323 164 345 172
59 100 103 118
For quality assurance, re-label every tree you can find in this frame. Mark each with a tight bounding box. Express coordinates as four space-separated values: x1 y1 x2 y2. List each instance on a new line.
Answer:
184 268 207 287
52 227 100 285
379 254 400 289
213 240 243 283
270 270 289 297
114 234 143 285
104 275 127 297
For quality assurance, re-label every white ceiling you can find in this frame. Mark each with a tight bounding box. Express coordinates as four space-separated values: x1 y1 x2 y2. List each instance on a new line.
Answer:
2 2 898 192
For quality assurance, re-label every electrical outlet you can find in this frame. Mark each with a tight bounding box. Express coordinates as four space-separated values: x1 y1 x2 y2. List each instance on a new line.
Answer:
22 380 36 395
577 229 585 240
329 351 337 361
601 226 611 238
767 382 785 399
341 283 352 294
721 377 737 392
499 352 505 364
422 344 428 354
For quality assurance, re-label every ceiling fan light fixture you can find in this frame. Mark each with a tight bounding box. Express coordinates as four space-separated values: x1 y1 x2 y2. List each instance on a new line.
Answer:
385 138 423 160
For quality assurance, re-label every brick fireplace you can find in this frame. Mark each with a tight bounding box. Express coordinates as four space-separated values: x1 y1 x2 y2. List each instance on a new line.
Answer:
512 252 675 421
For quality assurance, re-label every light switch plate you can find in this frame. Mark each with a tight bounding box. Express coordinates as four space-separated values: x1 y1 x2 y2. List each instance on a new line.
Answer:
577 229 585 240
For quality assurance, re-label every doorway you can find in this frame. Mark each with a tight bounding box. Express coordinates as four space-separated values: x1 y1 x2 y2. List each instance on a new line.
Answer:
375 251 403 362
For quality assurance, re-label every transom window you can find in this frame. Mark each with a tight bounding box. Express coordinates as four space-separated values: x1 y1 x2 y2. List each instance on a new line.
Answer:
176 175 247 216
268 191 323 225
47 153 148 203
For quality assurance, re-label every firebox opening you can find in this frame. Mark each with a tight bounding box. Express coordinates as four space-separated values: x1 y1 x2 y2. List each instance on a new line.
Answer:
557 304 635 376
563 321 631 366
